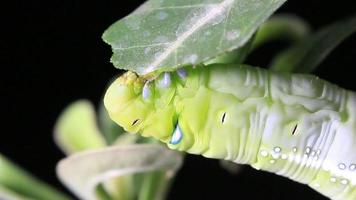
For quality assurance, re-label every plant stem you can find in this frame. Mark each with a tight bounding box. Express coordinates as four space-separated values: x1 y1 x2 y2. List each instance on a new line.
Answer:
0 154 71 200
138 171 167 200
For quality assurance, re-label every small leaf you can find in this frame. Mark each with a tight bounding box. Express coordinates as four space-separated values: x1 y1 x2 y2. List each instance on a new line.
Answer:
205 14 310 66
54 100 107 154
270 15 356 73
56 144 183 200
0 154 71 200
103 0 286 75
252 14 311 49
0 186 31 200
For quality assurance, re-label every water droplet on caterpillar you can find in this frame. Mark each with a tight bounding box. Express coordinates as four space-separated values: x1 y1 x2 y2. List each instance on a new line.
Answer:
170 124 183 145
177 68 187 79
142 82 152 99
158 72 171 88
338 163 346 170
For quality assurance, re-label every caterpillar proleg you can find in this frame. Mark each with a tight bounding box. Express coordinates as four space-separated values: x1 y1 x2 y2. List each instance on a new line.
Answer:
104 64 356 200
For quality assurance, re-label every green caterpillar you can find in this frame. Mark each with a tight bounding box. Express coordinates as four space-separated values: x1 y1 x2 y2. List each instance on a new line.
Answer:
104 64 356 200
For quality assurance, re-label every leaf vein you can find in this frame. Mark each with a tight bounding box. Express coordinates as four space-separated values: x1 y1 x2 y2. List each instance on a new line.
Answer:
112 42 171 51
145 0 234 73
154 4 217 10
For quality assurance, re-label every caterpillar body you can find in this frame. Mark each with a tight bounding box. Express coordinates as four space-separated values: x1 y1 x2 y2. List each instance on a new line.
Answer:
104 64 356 200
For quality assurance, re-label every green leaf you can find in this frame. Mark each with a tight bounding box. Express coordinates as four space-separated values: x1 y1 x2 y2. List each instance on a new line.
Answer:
103 0 286 75
204 34 255 65
0 154 71 200
270 15 356 73
205 14 310 66
252 14 311 49
54 100 107 155
0 186 31 200
56 144 183 200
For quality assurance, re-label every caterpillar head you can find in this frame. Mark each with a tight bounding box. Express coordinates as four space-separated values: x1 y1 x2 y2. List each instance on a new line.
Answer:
104 64 228 155
104 68 195 144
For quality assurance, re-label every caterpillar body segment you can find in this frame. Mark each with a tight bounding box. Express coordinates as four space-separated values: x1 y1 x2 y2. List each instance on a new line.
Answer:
104 64 356 200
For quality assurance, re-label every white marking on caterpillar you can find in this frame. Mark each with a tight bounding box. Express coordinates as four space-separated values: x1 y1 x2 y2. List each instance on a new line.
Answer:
281 154 288 160
338 163 346 170
273 146 281 153
341 179 349 185
292 147 298 153
305 147 311 155
350 164 356 171
330 177 337 183
311 150 316 156
260 150 268 157
269 159 276 164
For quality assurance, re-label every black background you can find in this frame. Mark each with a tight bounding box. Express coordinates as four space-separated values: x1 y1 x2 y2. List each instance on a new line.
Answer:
2 0 356 200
